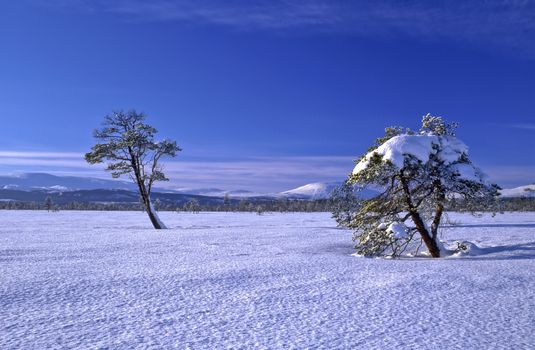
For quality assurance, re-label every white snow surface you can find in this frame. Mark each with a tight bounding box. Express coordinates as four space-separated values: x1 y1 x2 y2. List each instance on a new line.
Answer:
353 134 473 176
1 211 535 349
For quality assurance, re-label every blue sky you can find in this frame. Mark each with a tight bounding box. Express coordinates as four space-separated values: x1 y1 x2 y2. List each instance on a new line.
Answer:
1 0 534 191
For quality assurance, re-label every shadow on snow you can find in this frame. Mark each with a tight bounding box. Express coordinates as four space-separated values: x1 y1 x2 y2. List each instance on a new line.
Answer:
444 223 535 229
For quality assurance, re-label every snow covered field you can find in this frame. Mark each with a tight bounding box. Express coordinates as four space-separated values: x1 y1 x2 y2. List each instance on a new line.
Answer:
1 211 535 349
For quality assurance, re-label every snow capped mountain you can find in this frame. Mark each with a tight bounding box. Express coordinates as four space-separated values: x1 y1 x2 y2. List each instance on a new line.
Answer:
170 188 261 198
280 182 380 200
500 184 535 198
2 172 534 200
280 182 535 200
0 173 264 197
0 173 136 192
280 182 341 199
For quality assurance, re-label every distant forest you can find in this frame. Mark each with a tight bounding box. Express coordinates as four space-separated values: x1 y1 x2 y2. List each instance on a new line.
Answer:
1 197 534 212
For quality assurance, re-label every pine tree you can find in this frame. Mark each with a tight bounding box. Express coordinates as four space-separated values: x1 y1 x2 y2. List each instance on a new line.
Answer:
185 199 200 213
153 198 162 211
44 196 53 212
342 114 499 258
85 110 181 229
223 193 230 211
330 181 361 228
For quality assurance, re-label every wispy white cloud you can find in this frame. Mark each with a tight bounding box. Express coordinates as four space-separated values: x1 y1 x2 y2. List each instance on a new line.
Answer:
0 150 533 190
0 150 354 191
45 0 535 57
510 124 535 131
0 151 106 176
159 156 355 191
0 151 82 159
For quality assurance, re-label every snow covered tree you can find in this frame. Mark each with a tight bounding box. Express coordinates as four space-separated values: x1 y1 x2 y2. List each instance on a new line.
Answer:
345 114 499 258
85 110 181 229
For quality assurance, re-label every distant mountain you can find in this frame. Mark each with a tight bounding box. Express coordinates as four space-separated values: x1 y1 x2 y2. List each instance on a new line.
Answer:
4 172 532 202
0 173 376 201
0 173 263 198
0 173 136 191
171 187 262 198
280 182 341 200
280 182 535 200
279 182 379 200
500 184 535 198
0 188 227 205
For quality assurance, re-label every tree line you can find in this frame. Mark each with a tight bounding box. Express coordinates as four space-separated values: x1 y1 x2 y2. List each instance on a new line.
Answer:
0 198 333 212
2 196 534 212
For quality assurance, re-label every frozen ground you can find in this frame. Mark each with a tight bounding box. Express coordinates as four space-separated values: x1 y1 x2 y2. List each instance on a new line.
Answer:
1 211 535 349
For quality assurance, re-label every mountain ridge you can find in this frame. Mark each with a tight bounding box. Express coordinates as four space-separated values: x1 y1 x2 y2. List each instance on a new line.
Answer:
0 172 532 200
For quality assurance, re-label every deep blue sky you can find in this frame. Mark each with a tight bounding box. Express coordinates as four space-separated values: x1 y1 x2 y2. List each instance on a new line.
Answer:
1 1 534 191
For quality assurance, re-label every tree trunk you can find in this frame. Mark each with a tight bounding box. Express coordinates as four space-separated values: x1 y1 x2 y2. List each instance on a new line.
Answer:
128 151 167 230
144 198 167 229
410 211 441 258
145 202 163 229
431 204 444 241
400 174 441 258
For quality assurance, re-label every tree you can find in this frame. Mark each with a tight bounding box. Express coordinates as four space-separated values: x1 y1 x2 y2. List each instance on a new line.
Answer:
153 198 162 211
85 110 181 229
341 114 499 258
330 181 362 228
184 199 200 213
44 196 54 212
255 205 264 215
223 193 230 211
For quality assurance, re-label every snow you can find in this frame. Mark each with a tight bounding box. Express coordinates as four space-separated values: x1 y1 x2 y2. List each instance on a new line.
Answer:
377 222 388 230
281 182 379 200
437 136 469 163
171 187 262 198
34 185 69 191
0 173 136 191
450 162 482 182
1 211 535 349
353 134 473 176
1 184 19 189
386 222 409 239
281 182 340 199
500 184 535 198
353 135 435 172
448 241 484 257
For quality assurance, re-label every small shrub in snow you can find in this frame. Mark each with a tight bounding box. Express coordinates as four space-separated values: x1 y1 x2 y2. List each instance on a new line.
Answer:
339 114 499 258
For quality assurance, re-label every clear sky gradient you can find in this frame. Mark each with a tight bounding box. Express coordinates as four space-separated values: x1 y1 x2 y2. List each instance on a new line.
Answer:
1 0 534 191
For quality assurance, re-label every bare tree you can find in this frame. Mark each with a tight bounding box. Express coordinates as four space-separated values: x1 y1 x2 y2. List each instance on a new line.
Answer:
85 110 181 229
